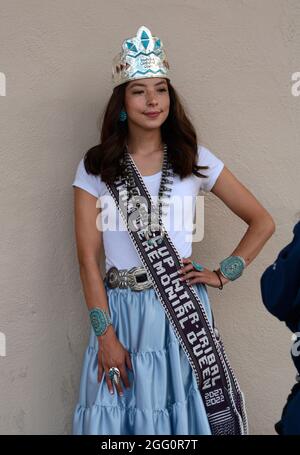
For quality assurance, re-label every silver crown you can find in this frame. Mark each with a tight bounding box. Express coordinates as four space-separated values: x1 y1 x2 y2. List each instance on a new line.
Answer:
112 25 171 89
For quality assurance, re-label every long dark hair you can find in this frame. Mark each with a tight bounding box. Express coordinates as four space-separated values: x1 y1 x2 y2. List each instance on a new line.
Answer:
83 79 209 184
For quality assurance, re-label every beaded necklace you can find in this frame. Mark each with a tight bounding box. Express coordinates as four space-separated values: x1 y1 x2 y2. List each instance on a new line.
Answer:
122 143 174 245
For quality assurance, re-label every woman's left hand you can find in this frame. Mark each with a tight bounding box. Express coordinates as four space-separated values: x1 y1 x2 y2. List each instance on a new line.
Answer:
178 257 227 288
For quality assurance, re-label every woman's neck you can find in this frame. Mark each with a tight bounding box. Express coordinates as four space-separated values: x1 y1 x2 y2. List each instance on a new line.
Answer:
126 131 164 157
126 136 165 177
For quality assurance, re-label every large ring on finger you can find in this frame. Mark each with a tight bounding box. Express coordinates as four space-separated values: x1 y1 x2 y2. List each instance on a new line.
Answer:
191 261 204 272
108 367 120 385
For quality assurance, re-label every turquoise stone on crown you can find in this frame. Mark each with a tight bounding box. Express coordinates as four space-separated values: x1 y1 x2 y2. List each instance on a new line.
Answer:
126 41 138 52
112 25 171 89
141 30 150 49
219 256 246 281
154 39 161 49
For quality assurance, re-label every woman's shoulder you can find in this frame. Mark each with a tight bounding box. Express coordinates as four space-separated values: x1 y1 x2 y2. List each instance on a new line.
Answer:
196 144 225 192
72 156 106 198
197 143 223 165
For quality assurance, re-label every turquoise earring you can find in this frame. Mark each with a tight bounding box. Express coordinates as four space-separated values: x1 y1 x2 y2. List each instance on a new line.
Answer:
119 108 127 122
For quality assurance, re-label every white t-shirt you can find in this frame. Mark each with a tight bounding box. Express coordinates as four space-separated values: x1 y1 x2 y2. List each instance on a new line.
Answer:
72 144 224 272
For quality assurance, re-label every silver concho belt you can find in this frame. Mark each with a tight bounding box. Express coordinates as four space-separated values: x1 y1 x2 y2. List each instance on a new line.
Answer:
105 266 153 291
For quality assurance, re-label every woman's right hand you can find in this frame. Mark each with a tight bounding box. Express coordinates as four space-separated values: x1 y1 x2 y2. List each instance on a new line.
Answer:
97 326 133 396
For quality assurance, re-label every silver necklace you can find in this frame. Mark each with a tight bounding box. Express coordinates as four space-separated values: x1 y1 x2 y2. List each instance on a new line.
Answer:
122 143 174 245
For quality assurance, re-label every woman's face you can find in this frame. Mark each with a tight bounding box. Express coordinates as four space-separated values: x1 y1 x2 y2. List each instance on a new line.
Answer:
124 77 170 130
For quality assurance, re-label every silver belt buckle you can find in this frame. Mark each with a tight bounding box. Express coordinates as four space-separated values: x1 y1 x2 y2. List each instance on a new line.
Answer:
127 266 152 291
106 266 152 291
106 266 121 289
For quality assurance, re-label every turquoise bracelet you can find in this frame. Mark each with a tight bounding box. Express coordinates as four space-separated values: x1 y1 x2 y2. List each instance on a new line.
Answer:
219 255 246 281
89 307 112 337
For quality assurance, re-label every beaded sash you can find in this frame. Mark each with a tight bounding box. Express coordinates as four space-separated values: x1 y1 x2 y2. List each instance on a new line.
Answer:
105 149 248 435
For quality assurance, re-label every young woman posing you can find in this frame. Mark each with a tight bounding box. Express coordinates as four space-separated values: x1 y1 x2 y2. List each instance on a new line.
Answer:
72 25 275 435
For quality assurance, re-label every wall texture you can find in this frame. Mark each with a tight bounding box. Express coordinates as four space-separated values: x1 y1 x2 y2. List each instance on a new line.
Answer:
0 0 299 435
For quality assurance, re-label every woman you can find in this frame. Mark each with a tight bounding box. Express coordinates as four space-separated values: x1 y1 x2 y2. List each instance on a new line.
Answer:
72 25 275 435
260 217 300 434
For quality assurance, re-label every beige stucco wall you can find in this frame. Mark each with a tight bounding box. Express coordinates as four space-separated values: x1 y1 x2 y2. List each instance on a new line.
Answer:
0 0 299 435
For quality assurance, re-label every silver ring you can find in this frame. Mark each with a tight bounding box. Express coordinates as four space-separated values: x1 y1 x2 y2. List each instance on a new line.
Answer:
108 367 121 385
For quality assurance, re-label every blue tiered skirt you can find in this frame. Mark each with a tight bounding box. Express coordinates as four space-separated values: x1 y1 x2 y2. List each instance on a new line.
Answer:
72 280 213 435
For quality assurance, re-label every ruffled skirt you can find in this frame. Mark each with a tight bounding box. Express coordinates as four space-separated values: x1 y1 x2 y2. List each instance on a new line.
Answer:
72 280 213 435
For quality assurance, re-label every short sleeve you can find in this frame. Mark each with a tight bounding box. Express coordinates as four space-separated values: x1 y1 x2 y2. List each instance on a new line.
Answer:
72 158 103 198
197 145 225 192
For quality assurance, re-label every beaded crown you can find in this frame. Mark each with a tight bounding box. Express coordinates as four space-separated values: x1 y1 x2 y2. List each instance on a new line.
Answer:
112 25 171 89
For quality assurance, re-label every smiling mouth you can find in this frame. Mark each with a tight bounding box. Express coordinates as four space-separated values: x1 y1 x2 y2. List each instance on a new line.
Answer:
144 112 161 117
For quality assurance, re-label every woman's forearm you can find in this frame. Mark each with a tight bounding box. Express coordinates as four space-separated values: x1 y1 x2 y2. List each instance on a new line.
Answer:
79 259 116 340
215 216 276 285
